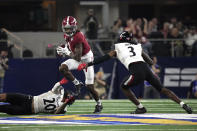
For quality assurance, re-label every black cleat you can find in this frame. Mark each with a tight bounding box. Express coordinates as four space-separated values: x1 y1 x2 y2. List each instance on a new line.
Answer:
182 104 192 114
131 107 147 114
93 104 103 113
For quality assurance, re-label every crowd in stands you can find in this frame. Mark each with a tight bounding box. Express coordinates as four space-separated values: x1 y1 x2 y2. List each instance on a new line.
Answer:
110 17 197 57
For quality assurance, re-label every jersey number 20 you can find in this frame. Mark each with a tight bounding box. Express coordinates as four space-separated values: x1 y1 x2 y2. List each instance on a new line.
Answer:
43 98 56 110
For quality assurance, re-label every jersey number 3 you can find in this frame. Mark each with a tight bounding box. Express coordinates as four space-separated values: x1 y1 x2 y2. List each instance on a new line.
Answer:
43 98 56 110
128 46 136 57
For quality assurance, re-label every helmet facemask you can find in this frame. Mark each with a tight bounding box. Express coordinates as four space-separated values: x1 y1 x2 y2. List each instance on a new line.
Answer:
62 25 77 37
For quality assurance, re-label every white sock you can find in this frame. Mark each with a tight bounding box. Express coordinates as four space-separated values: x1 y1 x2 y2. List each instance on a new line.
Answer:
137 103 144 109
96 100 102 106
64 106 68 112
180 101 185 107
72 78 80 85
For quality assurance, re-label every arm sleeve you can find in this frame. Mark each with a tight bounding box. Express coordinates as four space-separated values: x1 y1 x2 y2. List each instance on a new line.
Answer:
142 51 153 65
52 82 63 94
87 54 111 67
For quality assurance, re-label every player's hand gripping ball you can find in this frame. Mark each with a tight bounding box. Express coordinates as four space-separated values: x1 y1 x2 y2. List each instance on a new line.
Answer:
56 44 71 56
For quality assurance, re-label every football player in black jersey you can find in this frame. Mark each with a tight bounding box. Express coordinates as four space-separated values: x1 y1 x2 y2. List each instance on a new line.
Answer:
78 31 192 114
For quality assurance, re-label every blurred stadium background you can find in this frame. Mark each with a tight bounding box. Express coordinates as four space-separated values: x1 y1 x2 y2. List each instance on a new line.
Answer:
0 0 197 130
0 0 197 99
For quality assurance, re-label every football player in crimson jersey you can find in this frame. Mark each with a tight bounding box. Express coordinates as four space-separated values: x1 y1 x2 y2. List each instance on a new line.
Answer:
56 16 103 113
0 78 75 115
78 31 192 114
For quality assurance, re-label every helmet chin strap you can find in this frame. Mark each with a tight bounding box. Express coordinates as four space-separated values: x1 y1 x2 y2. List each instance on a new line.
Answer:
64 28 77 37
65 32 74 37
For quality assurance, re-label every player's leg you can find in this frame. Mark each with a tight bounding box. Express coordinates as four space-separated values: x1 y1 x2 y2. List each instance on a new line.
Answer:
121 75 147 114
84 66 103 113
59 59 83 93
0 93 24 104
121 62 148 114
0 93 33 115
146 67 192 114
82 50 103 113
0 93 18 114
160 88 192 114
0 104 25 115
86 84 103 113
59 64 75 81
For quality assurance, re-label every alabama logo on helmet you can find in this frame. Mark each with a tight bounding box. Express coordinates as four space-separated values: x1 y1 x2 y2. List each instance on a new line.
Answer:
62 16 77 37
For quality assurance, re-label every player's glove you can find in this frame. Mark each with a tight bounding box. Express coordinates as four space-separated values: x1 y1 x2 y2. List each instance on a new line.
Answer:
77 63 88 71
65 95 75 106
56 46 71 56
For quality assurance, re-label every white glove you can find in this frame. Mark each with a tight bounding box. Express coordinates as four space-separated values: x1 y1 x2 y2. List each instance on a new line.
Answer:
56 46 71 56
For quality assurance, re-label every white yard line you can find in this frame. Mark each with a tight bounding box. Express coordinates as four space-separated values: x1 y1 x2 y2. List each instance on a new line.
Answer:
74 99 197 103
68 110 194 112
70 107 178 109
0 126 196 131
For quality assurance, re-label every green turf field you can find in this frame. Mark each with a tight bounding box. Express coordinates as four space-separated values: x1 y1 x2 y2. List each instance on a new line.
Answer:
0 99 197 131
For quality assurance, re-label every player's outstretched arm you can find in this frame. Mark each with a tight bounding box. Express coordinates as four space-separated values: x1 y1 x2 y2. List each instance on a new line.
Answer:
142 51 153 65
78 50 116 71
52 78 68 94
88 50 116 66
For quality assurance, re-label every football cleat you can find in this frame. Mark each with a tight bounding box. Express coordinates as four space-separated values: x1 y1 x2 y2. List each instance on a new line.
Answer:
182 104 192 114
131 107 147 114
93 104 103 113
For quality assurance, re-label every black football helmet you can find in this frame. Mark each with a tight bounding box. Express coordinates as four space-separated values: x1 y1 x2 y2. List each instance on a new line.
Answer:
117 31 136 44
118 31 132 42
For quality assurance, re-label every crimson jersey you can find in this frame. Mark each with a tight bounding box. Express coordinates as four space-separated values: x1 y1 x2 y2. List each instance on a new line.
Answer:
64 31 91 56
